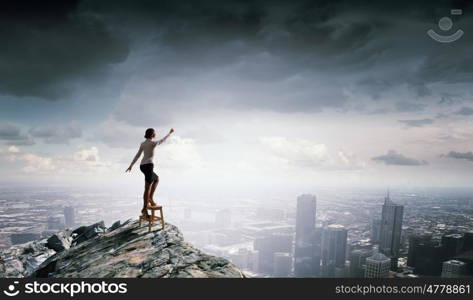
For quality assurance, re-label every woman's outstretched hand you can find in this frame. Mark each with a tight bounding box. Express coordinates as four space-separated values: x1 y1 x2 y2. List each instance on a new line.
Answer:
125 166 132 173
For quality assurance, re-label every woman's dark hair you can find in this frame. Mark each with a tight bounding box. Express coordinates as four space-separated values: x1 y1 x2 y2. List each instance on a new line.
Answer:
144 128 155 139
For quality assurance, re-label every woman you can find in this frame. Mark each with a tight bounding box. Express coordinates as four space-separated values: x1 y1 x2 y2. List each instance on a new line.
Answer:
126 127 174 218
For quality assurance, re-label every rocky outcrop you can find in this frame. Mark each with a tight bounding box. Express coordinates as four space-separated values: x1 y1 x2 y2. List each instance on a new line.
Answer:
46 231 72 252
0 236 55 277
71 221 107 246
0 219 244 278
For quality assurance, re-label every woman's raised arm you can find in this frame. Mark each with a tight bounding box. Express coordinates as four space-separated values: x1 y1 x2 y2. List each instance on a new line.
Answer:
156 128 174 145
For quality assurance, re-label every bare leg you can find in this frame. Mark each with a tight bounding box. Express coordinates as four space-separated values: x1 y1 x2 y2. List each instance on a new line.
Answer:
149 176 159 206
142 181 151 217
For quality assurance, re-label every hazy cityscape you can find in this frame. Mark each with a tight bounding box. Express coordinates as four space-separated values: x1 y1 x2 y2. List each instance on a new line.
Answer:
1 183 472 278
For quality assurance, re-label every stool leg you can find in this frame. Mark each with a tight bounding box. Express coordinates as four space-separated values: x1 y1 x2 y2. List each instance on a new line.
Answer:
160 208 164 229
148 209 154 232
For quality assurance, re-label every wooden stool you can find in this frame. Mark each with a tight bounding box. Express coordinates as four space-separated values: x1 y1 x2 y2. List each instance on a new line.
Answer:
139 205 165 232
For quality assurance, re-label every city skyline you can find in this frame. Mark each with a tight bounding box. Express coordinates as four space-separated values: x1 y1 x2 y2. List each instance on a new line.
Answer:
2 186 472 278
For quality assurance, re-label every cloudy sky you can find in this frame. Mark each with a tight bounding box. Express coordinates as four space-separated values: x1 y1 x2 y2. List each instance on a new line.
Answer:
1 0 473 194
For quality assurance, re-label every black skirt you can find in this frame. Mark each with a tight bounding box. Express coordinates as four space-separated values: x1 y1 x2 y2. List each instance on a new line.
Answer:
140 163 158 184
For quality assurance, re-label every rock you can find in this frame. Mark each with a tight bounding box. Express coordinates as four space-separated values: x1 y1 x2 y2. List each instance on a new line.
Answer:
71 221 106 245
108 220 121 231
1 218 244 278
24 252 53 275
71 225 87 236
28 219 244 278
0 238 56 277
46 231 71 252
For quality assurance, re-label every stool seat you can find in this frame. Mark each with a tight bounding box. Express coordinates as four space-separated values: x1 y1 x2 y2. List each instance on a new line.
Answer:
139 205 164 232
146 205 162 210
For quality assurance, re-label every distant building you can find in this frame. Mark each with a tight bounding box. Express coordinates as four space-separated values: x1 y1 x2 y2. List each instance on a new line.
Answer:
349 249 372 277
47 215 65 231
334 265 349 278
310 227 323 276
64 206 76 228
442 234 464 260
378 191 403 270
370 218 381 243
295 194 316 245
407 233 432 267
365 251 391 278
413 241 444 276
463 231 473 252
273 252 292 277
215 209 232 228
254 233 293 275
211 231 242 247
453 251 473 276
442 260 466 278
228 248 259 273
294 194 317 277
256 207 285 221
321 224 347 277
10 232 42 245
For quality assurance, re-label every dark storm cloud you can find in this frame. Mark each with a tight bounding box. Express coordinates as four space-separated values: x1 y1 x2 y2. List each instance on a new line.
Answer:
92 0 392 75
3 0 473 113
398 118 434 128
444 151 473 162
94 0 472 118
0 0 129 100
372 150 428 166
28 122 82 144
0 123 35 145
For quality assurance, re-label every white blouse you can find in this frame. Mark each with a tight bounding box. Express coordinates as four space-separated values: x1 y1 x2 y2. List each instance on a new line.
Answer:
130 138 165 167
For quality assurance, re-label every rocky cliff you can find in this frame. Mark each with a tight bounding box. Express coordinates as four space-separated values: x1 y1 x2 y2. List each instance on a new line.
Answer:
0 219 245 278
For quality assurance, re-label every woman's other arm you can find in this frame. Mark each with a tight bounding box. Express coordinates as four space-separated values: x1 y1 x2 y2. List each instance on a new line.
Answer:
125 144 143 172
156 128 174 145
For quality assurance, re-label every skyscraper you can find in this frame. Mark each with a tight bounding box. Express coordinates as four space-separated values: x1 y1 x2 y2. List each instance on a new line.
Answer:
63 206 76 228
378 191 404 270
321 224 347 277
228 248 259 273
273 252 292 277
442 234 464 260
294 194 317 277
463 231 473 252
413 241 444 276
407 233 432 267
349 249 372 277
370 218 381 243
310 227 323 277
295 194 316 244
442 260 466 278
254 233 293 275
365 251 391 278
47 215 65 230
